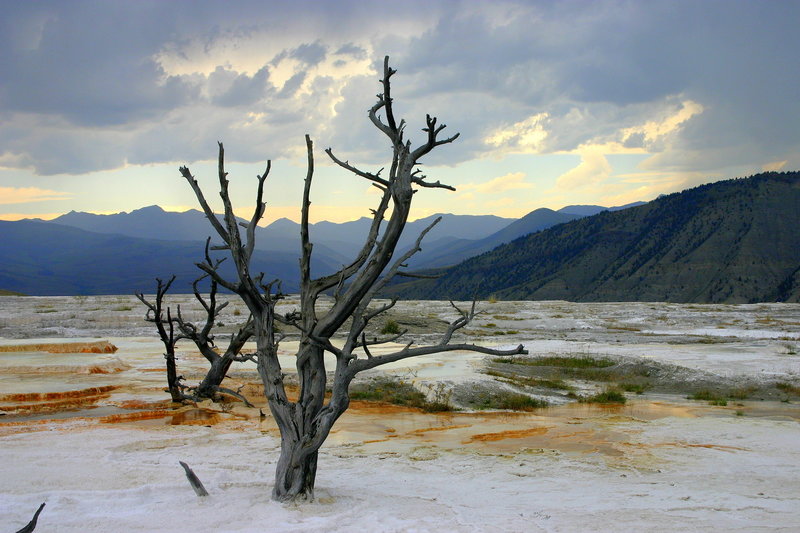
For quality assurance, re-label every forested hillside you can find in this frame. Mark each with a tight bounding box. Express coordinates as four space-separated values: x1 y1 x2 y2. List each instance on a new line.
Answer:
393 172 800 303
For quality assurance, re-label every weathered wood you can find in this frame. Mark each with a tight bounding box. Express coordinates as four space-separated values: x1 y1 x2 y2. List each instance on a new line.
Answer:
15 502 45 533
137 272 254 405
135 277 184 403
177 56 528 502
179 461 209 497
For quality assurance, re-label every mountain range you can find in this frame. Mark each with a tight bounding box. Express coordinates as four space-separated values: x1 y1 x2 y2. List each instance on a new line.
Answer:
8 171 798 304
390 172 800 304
2 201 635 295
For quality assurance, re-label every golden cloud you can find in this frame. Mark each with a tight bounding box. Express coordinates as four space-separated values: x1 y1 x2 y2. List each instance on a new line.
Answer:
460 171 533 195
0 186 72 205
484 113 549 154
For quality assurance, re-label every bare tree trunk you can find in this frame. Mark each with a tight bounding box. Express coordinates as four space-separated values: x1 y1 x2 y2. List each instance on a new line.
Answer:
177 56 528 503
272 434 319 501
164 346 183 403
136 277 185 403
195 355 233 399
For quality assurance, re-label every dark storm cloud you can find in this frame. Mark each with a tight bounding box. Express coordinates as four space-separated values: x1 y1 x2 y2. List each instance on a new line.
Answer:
372 0 800 169
334 43 367 60
0 2 200 127
0 0 798 177
209 66 273 107
290 42 328 66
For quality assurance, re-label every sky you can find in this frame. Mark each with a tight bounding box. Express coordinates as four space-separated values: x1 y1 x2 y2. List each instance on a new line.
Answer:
0 0 798 225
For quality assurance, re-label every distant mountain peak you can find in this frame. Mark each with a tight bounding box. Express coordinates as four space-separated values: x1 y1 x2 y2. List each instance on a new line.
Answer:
131 205 166 214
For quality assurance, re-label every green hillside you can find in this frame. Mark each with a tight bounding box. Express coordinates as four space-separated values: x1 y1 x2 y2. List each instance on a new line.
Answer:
393 172 800 303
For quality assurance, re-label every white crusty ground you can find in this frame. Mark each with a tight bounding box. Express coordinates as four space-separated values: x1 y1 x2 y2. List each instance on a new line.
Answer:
1 297 800 531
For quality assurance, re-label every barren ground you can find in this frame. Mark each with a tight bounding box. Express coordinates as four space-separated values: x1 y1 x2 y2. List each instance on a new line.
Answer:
1 296 799 532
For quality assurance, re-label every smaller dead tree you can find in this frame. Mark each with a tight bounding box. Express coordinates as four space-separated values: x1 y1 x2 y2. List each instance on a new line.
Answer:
135 276 183 403
136 254 255 405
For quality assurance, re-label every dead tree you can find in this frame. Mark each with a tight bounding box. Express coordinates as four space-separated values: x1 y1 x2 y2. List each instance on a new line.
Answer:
135 276 184 403
178 56 527 502
136 261 255 405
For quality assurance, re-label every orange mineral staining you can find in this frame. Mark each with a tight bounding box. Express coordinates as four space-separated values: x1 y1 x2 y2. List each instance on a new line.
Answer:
465 426 551 443
0 385 117 403
0 341 118 353
408 424 473 435
99 410 172 423
0 385 119 414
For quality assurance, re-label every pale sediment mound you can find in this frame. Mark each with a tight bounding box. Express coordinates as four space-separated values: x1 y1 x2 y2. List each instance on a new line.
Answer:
0 341 118 354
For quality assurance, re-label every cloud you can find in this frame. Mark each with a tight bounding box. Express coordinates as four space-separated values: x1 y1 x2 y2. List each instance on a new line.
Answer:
0 186 71 204
0 212 63 221
0 0 797 191
460 172 533 195
555 150 612 190
208 65 272 107
484 114 549 154
619 100 703 150
334 43 367 60
763 161 788 172
290 41 327 66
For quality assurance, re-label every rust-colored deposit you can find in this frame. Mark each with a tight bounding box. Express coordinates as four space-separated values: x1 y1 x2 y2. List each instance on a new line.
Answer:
113 399 172 410
0 341 118 353
348 400 428 414
0 385 117 403
408 424 473 435
99 410 172 423
622 441 749 453
2 361 130 374
0 385 118 413
465 426 551 443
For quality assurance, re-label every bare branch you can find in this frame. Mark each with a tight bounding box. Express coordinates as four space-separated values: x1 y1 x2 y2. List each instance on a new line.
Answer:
325 148 390 187
214 386 254 408
353 342 527 373
410 175 456 191
300 135 314 288
410 114 461 163
245 160 270 262
356 328 409 349
179 166 229 244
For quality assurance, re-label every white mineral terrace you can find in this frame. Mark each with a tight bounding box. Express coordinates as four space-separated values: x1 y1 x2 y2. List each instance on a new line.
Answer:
1 296 799 532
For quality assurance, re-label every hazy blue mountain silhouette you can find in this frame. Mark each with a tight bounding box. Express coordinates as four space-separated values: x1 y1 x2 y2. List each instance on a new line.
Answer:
0 220 338 295
47 207 514 265
406 208 581 269
5 200 655 296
